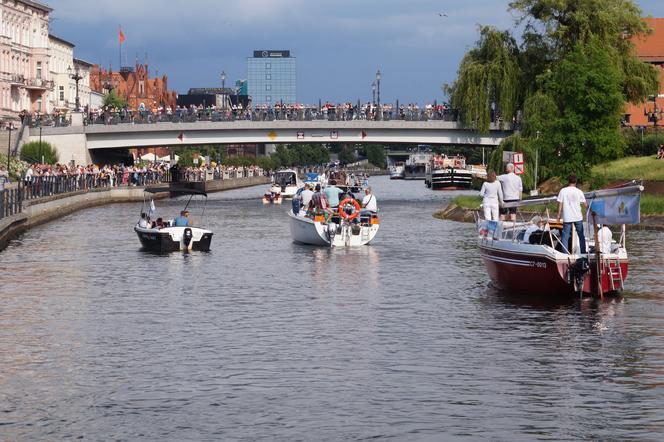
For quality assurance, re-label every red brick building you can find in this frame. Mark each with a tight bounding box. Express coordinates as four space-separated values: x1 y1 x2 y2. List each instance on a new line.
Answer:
625 18 664 127
90 62 177 111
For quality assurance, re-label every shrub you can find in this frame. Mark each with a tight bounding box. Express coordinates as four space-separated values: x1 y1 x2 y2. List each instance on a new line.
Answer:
20 141 58 164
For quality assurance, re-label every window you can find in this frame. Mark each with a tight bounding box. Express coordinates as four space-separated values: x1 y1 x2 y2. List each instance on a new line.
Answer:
265 62 271 69
265 73 271 80
59 86 64 101
36 61 42 79
265 84 271 91
266 95 271 102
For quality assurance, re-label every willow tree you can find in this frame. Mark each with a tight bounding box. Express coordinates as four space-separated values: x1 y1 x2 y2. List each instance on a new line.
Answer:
447 26 521 133
509 0 659 103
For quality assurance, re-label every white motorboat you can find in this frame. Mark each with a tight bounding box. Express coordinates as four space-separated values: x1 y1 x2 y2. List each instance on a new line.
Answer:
288 199 380 247
270 169 303 199
390 162 405 179
134 187 213 252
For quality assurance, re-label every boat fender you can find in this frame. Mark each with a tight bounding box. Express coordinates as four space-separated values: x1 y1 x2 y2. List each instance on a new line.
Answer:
183 228 193 247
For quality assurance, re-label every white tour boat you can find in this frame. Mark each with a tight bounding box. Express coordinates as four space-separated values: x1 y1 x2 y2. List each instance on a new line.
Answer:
288 198 380 247
134 187 213 253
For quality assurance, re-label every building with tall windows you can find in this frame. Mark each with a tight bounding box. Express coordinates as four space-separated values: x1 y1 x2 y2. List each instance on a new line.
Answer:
0 0 52 121
247 50 296 105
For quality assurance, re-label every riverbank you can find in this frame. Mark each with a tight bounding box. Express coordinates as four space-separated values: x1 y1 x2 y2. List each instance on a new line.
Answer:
0 176 269 252
433 194 664 230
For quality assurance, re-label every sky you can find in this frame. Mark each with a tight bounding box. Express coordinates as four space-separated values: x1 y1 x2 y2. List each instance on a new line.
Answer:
46 0 664 105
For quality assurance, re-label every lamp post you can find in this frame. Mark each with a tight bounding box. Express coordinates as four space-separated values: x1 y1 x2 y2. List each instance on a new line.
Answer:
644 94 664 136
68 65 83 111
6 123 12 172
375 69 381 120
371 81 376 106
220 70 227 110
39 126 43 163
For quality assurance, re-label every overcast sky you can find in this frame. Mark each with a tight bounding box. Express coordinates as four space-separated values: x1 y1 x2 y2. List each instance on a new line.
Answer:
46 0 664 105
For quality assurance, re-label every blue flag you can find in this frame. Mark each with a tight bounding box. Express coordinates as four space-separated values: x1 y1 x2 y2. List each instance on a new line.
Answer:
589 193 640 225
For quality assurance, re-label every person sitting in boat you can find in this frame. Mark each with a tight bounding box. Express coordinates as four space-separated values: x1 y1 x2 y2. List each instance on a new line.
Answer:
479 171 503 221
153 217 166 229
597 224 613 254
310 184 332 217
361 186 378 214
173 210 192 227
523 216 545 243
137 212 150 229
324 179 344 209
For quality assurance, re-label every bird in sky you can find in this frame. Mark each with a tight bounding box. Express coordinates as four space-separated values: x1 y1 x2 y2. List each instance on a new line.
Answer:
438 12 448 17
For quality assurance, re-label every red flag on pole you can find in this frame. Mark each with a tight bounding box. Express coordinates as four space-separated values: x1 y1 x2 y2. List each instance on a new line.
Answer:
119 27 125 44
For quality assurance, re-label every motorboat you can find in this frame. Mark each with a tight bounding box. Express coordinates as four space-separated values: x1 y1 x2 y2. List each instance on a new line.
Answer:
425 154 473 190
390 161 405 179
288 198 380 247
262 190 283 204
327 169 365 194
477 183 643 297
134 186 213 253
269 169 302 199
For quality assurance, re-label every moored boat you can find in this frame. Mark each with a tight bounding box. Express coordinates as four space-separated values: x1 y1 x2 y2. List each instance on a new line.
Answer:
477 184 642 297
425 154 473 190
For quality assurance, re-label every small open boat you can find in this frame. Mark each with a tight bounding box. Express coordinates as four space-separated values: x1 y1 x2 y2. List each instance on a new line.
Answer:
289 198 380 247
134 186 213 253
477 183 643 297
262 191 283 204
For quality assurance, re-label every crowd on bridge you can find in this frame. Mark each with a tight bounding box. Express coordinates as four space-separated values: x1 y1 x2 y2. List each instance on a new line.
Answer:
16 99 490 128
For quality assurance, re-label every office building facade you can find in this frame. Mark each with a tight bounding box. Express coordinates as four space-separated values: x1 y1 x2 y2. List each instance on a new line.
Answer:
247 50 296 105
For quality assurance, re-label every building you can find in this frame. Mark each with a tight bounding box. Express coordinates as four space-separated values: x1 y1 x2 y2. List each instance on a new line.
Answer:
0 0 52 121
247 50 296 106
89 62 177 111
47 34 73 113
73 58 93 111
625 18 664 127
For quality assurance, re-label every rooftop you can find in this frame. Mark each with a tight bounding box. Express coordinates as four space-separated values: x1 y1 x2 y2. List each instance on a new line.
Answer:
632 18 664 63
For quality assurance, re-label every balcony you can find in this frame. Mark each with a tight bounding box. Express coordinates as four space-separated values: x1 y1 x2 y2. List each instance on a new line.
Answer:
10 74 25 86
25 78 53 90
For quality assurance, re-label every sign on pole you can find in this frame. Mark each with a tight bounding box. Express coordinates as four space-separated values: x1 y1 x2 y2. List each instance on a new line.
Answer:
330 130 338 139
514 163 525 175
297 131 304 140
512 152 524 164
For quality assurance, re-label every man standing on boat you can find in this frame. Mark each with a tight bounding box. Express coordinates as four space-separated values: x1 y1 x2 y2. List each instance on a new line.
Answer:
324 179 344 209
361 187 378 213
498 163 522 222
556 174 588 254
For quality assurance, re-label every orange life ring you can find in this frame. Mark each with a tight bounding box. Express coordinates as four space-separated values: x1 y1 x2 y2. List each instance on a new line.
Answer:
338 198 361 220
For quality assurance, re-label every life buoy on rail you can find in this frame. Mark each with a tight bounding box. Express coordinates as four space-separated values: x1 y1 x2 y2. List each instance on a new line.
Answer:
338 198 361 221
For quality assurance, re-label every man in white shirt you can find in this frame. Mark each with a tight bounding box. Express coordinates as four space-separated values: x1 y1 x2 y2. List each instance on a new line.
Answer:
498 163 522 222
556 174 588 254
361 187 378 213
300 183 314 210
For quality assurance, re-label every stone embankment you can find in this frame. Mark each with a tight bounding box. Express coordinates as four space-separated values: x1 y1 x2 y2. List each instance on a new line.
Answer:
0 176 269 251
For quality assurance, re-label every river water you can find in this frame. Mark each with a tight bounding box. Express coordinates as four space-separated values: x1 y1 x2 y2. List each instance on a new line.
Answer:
1 177 663 441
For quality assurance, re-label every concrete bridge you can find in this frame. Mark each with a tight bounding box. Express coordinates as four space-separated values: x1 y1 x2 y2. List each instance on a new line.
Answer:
26 115 513 165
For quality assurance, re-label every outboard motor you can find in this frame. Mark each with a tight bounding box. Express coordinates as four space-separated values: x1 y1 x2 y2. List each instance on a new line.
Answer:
183 228 193 248
569 257 590 294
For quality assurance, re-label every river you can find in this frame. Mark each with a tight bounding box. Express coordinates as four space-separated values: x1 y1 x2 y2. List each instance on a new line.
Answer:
1 177 663 441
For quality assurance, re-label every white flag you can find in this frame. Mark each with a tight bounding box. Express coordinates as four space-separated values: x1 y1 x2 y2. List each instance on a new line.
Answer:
149 198 156 215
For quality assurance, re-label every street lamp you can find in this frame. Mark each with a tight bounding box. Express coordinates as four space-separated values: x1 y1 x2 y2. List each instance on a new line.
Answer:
371 81 376 107
6 122 13 172
644 94 664 135
375 69 381 120
68 65 83 111
220 71 227 110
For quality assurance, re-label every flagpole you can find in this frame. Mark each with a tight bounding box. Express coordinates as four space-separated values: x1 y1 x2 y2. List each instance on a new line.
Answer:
119 25 122 69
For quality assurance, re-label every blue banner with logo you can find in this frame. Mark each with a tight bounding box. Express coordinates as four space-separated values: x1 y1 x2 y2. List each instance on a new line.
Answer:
588 193 640 225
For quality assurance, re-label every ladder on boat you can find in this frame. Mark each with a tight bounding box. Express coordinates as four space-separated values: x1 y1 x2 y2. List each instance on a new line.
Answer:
605 258 624 291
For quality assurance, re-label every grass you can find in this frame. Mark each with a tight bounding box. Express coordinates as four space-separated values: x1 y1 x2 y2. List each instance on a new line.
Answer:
641 194 664 215
591 155 664 181
450 195 481 209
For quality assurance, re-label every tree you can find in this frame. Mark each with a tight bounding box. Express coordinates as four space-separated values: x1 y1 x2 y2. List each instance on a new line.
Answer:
338 146 357 165
103 90 128 109
488 134 536 191
447 26 521 133
509 0 659 103
364 145 386 168
20 141 58 164
541 39 626 179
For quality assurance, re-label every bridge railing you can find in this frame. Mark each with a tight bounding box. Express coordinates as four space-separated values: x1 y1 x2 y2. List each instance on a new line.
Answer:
27 108 468 127
0 187 22 220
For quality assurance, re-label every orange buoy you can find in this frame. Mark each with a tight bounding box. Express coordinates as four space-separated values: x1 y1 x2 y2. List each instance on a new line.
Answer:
338 198 361 221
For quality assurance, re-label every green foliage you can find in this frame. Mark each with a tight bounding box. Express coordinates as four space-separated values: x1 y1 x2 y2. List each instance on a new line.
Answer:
623 129 664 156
272 144 330 167
542 39 626 179
20 141 58 164
103 90 128 109
448 26 521 133
641 194 664 215
488 134 537 191
359 144 386 168
338 146 357 165
509 0 659 103
449 195 482 210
